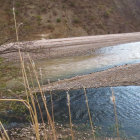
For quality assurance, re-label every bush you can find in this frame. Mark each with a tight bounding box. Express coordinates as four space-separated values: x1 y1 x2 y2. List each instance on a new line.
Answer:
36 15 42 21
47 24 55 31
104 8 112 18
73 18 80 24
56 18 61 23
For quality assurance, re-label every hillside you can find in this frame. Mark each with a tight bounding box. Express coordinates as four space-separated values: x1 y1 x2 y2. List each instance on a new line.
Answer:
0 0 140 43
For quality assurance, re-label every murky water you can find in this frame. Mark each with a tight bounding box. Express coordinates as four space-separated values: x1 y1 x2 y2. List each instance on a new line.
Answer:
43 86 140 139
36 42 140 82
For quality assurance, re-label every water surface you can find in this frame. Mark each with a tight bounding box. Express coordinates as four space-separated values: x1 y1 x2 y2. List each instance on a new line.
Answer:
44 86 140 139
36 42 140 82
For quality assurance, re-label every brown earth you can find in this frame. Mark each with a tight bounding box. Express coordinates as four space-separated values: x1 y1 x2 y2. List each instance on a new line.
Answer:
0 0 140 44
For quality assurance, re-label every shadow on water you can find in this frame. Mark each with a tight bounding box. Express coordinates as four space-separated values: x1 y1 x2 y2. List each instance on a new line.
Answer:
38 86 140 139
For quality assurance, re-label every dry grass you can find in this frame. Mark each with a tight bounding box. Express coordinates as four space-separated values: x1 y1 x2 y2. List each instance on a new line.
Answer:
0 4 122 140
0 121 10 140
67 91 74 140
111 88 120 140
83 87 95 140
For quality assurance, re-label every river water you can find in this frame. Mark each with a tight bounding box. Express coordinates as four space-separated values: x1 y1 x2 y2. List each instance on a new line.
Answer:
38 42 140 139
43 86 140 139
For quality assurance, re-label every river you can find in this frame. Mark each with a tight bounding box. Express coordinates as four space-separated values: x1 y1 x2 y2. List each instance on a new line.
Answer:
2 41 140 139
38 41 140 139
36 42 140 83
43 86 140 139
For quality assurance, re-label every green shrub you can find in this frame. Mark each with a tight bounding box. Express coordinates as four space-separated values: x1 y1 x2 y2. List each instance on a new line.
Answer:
69 2 75 7
16 2 21 7
73 18 80 24
104 8 113 18
56 18 61 23
47 24 55 30
36 15 42 21
41 7 46 13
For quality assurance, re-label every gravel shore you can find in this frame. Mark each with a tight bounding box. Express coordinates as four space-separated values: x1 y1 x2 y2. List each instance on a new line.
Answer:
1 32 140 61
41 63 140 91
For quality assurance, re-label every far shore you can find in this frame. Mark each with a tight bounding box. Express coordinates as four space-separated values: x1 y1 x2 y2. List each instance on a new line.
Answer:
1 32 140 61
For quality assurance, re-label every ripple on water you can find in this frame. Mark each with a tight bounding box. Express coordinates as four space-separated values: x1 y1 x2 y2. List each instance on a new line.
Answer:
43 86 140 139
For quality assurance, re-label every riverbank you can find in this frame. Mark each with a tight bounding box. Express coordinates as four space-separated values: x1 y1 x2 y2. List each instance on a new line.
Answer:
1 32 140 61
41 63 140 91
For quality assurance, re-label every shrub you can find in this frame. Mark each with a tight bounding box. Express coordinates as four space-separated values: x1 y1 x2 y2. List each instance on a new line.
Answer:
47 24 55 31
73 18 80 24
104 8 112 18
36 15 42 21
56 18 61 23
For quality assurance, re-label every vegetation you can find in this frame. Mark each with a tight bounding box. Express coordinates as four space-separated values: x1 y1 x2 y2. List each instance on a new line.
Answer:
0 0 140 140
0 0 139 41
56 18 61 23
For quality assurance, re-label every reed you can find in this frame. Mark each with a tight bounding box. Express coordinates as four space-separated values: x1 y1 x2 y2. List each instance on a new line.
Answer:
47 80 55 124
28 54 56 140
111 87 120 140
12 4 51 140
0 121 10 140
0 3 123 140
67 91 74 140
83 87 95 140
28 65 48 140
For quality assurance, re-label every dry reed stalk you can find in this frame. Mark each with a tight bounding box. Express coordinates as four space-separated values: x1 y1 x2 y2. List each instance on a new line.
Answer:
13 6 18 42
50 91 55 124
0 99 30 109
0 121 10 140
83 87 95 140
66 91 74 140
0 130 6 140
20 56 36 127
28 55 56 140
111 88 120 140
18 51 40 140
47 80 55 124
11 3 51 140
28 66 48 140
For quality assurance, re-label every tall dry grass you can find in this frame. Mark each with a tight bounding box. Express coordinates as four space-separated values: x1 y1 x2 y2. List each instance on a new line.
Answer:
0 4 122 140
83 87 95 140
67 91 74 140
111 88 120 140
0 121 10 140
